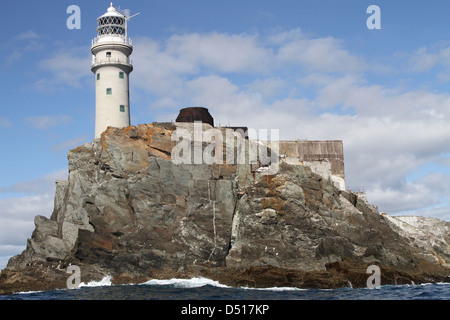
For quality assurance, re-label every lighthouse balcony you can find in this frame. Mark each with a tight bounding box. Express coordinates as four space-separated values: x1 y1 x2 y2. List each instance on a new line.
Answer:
91 56 133 69
92 35 132 47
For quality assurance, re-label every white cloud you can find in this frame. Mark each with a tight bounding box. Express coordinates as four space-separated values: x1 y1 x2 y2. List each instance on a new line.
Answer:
6 30 44 66
246 78 287 99
35 48 91 90
404 44 450 87
0 245 25 269
24 115 73 130
187 75 240 105
132 37 195 98
166 32 272 74
132 28 365 103
316 74 450 119
409 46 440 72
272 29 365 73
0 169 67 269
0 193 55 255
408 45 450 73
369 172 450 215
369 184 436 214
16 30 40 41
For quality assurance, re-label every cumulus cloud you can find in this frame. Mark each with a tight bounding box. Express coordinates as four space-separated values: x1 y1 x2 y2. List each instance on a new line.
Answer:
314 73 450 118
369 173 450 217
132 28 365 103
246 78 287 99
275 32 365 73
167 32 272 73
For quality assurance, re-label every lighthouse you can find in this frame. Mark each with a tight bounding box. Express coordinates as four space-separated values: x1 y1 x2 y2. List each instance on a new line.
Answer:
91 3 133 138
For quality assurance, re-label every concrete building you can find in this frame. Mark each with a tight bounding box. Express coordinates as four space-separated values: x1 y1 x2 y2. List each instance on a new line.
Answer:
91 3 133 138
175 107 346 190
278 140 345 190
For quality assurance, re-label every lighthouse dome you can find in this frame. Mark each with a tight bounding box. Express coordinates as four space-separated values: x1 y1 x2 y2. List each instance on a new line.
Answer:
107 3 116 13
99 3 124 18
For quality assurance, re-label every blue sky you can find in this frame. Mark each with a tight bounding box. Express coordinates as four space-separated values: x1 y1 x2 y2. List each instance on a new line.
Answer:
1 0 450 268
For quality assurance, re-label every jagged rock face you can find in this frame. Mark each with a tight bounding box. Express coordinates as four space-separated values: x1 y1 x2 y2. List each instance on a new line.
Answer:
384 215 450 268
5 122 450 286
8 123 242 274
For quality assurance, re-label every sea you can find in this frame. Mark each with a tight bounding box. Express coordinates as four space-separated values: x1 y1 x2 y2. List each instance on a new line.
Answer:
0 277 448 317
0 277 450 320
1 276 449 300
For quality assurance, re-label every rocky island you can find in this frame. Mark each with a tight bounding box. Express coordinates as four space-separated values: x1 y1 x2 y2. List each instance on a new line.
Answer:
0 122 449 295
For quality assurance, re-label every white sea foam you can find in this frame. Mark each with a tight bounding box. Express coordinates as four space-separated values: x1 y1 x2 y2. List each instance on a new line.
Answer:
420 282 450 286
141 277 229 288
16 290 44 295
140 277 306 291
79 275 113 287
13 276 113 295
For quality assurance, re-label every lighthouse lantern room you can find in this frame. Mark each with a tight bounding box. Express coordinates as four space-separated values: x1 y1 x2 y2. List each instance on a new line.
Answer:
91 3 133 138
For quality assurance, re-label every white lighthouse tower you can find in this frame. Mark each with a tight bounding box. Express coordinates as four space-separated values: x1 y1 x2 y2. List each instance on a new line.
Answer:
91 3 133 138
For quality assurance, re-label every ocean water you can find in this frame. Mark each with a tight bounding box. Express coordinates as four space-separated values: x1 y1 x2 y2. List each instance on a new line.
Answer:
1 277 448 300
1 278 447 318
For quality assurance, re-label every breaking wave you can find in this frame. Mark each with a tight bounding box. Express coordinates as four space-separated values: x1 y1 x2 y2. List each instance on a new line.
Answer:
140 277 230 289
139 277 304 291
79 275 113 287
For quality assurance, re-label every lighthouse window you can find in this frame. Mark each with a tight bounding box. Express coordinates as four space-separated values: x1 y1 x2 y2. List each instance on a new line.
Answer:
120 105 125 112
97 73 100 81
119 72 124 79
106 52 111 58
106 88 112 95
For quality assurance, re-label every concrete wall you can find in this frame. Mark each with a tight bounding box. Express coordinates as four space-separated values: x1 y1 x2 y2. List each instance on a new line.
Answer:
279 140 345 190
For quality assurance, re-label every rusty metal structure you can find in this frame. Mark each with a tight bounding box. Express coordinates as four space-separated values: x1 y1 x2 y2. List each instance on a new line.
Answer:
176 107 214 127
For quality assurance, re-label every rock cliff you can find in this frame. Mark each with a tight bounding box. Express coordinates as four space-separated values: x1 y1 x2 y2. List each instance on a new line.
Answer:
1 123 449 294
